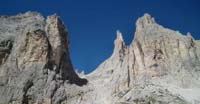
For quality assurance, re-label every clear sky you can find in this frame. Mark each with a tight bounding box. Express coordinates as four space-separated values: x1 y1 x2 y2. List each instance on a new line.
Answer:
0 0 199 73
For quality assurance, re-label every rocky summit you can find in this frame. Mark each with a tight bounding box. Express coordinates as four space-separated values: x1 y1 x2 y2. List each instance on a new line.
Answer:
0 12 200 104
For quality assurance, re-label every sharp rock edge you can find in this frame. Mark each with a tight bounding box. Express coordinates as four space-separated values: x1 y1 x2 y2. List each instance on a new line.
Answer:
0 12 200 104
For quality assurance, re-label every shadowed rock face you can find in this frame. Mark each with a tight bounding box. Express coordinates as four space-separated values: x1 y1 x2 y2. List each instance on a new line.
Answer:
0 12 200 104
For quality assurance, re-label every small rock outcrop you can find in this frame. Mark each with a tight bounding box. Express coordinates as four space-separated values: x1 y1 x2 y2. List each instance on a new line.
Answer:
0 12 200 104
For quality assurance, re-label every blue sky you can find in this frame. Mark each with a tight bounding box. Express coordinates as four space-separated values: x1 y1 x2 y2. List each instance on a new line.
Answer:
0 0 200 73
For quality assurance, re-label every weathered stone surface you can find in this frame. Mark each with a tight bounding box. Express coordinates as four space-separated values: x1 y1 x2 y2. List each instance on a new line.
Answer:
0 12 87 104
0 12 200 104
86 13 200 104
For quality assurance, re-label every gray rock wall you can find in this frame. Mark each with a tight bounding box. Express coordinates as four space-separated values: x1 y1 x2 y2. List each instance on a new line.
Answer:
0 12 199 104
0 12 87 104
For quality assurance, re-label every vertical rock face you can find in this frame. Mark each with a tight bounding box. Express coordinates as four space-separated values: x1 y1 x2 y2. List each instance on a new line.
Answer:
0 12 200 104
0 12 87 104
87 14 200 104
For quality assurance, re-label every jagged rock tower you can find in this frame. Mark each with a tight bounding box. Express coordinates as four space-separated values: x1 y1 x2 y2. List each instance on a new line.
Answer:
0 12 87 104
0 12 200 104
85 13 200 104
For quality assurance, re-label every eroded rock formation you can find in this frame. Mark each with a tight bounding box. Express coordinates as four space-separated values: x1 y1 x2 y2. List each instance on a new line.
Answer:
0 12 87 104
0 12 200 104
85 13 200 104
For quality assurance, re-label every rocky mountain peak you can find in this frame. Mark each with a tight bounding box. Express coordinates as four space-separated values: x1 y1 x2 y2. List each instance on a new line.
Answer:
136 13 156 31
133 13 159 43
116 30 124 41
89 13 200 104
113 30 126 56
186 32 194 39
0 12 87 104
46 14 69 68
0 12 200 104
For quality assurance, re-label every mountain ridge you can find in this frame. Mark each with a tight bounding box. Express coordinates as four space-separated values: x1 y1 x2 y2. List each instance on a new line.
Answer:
0 12 200 104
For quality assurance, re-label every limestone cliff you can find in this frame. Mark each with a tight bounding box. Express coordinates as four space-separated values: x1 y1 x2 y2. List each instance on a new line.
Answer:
0 12 87 104
0 12 200 104
85 13 200 104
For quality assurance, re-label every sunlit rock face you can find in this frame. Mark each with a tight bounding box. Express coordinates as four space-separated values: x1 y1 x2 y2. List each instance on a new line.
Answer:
0 12 200 104
86 13 200 104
